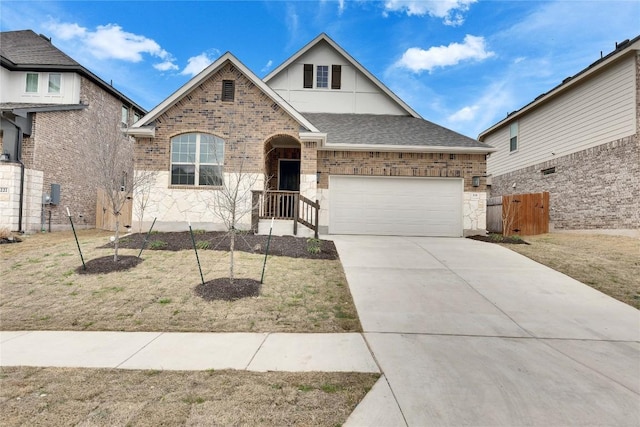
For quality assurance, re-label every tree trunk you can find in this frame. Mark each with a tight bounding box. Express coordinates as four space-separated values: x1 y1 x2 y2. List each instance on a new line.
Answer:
114 215 120 262
229 229 235 285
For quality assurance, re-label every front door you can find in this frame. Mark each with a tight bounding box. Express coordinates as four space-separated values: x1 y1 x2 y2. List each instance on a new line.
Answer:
278 160 300 191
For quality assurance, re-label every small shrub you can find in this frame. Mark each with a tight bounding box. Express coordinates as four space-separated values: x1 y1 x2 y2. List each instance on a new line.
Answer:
306 238 322 254
195 240 211 250
191 229 206 235
158 298 172 305
149 240 168 249
0 227 12 239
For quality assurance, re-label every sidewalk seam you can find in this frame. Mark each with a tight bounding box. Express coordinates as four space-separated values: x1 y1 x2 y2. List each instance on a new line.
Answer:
114 332 164 369
244 332 270 370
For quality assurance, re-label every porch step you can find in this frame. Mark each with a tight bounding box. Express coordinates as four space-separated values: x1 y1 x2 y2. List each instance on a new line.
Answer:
257 219 315 238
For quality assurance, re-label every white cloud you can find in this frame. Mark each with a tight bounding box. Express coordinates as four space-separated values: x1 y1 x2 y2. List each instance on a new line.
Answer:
384 0 476 26
448 105 480 122
154 61 179 72
396 35 494 73
44 21 178 70
261 59 274 73
181 53 215 77
47 22 86 40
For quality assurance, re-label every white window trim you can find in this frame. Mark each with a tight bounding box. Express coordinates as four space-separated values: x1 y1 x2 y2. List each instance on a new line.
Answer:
47 73 62 94
316 65 329 89
25 72 39 93
170 133 225 187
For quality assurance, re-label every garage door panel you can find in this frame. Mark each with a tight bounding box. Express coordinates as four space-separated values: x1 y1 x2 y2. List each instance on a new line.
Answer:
329 176 462 237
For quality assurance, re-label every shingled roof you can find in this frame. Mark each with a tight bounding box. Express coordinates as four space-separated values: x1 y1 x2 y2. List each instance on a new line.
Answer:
0 30 79 67
0 29 146 113
304 113 494 152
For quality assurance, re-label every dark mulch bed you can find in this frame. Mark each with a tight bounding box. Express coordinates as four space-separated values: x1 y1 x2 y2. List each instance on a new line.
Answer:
194 278 262 301
107 231 339 260
467 234 530 245
77 255 143 274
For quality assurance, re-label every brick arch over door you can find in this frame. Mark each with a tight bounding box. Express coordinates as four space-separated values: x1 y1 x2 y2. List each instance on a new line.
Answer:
264 134 301 191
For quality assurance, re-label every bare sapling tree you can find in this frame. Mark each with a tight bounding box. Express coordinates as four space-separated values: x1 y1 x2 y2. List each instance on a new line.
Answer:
501 194 517 237
85 119 155 261
209 140 260 284
133 170 159 233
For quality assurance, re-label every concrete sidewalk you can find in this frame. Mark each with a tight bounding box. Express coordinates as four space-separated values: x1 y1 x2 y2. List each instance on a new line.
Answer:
0 331 379 373
334 235 640 427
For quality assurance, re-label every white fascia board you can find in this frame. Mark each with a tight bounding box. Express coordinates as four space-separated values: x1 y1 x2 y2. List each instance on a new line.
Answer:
299 131 327 143
318 143 496 154
129 52 319 134
126 126 155 137
478 38 640 140
264 33 422 119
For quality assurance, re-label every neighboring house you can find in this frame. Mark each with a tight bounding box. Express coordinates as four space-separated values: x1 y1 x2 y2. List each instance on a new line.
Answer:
479 35 640 231
129 33 494 237
0 30 145 232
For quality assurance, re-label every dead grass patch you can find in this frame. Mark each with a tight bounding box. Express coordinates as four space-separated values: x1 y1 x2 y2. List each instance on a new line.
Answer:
503 233 640 309
0 230 360 332
0 366 379 426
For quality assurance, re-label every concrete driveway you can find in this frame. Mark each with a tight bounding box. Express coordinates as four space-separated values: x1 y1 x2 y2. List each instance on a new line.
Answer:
334 235 640 426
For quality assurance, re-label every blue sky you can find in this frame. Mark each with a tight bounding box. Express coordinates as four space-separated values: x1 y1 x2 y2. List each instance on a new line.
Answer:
1 1 638 138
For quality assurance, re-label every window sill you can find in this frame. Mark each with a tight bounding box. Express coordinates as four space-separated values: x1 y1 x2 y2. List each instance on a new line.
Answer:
169 185 223 190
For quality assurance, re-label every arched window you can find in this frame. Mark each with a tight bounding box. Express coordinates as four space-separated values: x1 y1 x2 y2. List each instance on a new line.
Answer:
170 133 224 186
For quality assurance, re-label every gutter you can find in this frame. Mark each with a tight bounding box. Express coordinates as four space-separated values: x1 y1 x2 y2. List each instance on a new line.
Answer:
318 143 496 154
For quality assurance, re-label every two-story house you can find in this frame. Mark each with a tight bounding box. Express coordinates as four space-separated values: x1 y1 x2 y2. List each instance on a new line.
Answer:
479 35 639 232
0 30 145 232
129 33 495 237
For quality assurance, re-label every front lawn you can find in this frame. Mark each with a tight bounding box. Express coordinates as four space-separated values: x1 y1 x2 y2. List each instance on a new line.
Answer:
502 233 640 309
0 230 361 332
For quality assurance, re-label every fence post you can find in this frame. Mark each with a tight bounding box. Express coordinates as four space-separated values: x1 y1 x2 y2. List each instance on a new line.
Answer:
314 199 319 239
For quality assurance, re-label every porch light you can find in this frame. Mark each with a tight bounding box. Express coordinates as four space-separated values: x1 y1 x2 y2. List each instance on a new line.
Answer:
0 152 9 162
317 172 321 183
472 176 480 187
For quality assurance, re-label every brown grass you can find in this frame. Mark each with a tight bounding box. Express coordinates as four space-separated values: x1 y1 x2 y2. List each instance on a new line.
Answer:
0 230 360 332
504 233 640 309
0 366 379 426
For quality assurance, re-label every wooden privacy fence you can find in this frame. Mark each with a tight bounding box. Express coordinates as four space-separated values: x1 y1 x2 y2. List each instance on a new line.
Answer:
96 189 132 232
487 192 549 236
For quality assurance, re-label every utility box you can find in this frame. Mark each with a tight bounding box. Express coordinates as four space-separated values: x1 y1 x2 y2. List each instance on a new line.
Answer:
50 183 61 205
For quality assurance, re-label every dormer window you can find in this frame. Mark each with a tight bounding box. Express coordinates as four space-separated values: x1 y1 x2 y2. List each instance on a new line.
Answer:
25 73 38 93
303 64 341 89
316 65 329 88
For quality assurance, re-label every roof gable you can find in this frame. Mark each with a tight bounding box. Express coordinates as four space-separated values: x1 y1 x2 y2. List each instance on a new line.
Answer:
130 52 318 133
479 34 640 140
264 33 420 118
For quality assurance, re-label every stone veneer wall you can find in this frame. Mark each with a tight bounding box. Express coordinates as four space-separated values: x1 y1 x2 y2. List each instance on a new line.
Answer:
20 76 137 230
489 136 639 229
0 164 43 232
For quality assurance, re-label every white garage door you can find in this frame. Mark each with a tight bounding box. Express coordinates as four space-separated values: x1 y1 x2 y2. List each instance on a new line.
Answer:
329 176 463 237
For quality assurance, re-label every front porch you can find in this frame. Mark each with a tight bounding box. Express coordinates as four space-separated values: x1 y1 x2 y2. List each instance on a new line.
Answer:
251 190 319 238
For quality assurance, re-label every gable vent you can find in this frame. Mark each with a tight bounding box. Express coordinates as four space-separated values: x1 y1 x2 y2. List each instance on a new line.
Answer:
222 80 235 102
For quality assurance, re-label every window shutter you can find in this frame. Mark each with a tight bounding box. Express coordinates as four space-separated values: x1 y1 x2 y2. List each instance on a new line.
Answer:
331 65 341 89
303 64 313 88
222 80 235 101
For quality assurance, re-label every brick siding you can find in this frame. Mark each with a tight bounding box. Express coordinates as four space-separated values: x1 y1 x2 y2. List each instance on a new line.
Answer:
317 151 487 192
490 135 640 229
20 76 139 230
134 63 301 176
